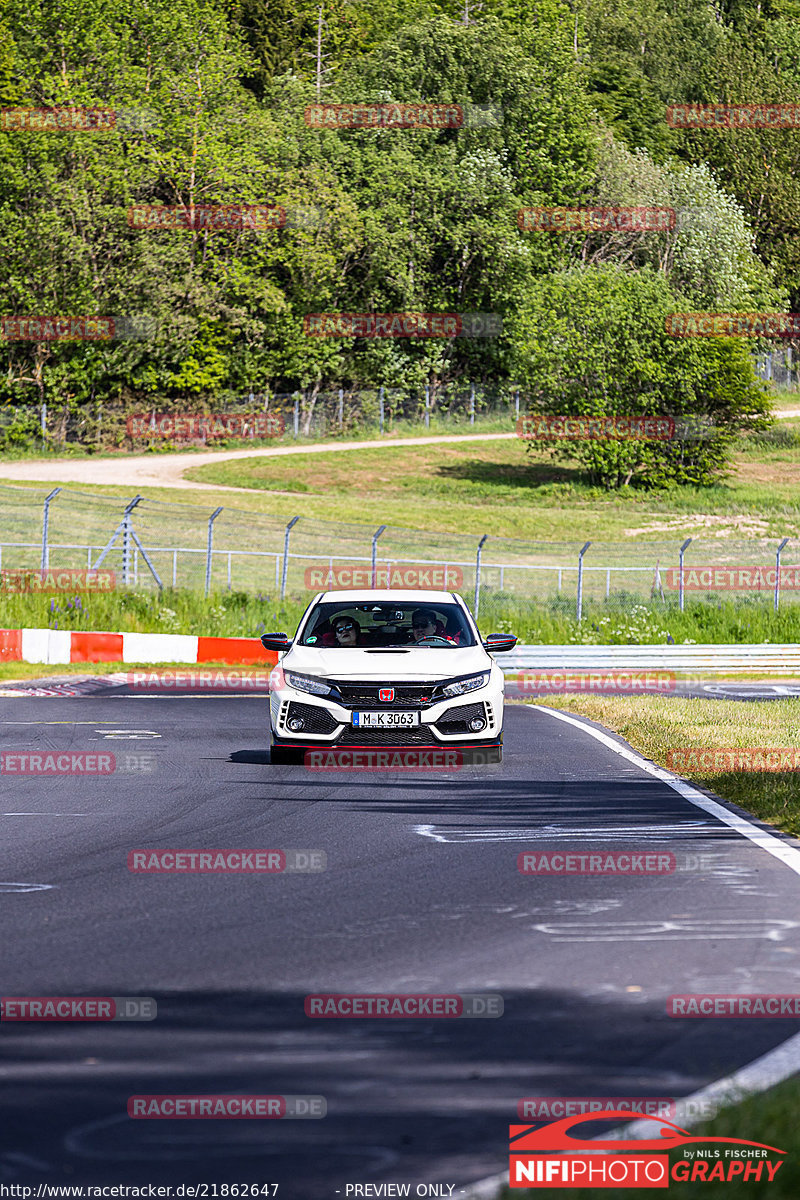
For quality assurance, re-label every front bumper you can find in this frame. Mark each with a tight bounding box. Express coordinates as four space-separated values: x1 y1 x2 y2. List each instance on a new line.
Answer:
270 681 503 746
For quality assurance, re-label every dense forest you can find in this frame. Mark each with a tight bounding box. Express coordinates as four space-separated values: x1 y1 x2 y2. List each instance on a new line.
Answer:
1 0 799 479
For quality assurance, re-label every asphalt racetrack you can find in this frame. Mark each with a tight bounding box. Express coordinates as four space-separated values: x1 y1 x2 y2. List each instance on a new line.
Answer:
2 685 800 1196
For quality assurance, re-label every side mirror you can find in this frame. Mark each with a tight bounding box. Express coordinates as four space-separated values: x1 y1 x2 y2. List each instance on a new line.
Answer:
260 632 293 652
482 634 518 653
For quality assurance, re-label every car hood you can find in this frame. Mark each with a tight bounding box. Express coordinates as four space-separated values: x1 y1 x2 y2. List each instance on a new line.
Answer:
282 645 489 681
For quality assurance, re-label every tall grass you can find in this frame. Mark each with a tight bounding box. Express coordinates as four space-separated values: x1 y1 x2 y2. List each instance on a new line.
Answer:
2 587 799 644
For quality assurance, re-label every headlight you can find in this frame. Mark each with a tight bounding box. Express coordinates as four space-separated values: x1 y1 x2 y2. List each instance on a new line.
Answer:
441 671 490 698
285 671 333 696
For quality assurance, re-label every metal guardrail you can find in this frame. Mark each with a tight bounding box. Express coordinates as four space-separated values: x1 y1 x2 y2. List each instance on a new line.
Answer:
499 644 800 672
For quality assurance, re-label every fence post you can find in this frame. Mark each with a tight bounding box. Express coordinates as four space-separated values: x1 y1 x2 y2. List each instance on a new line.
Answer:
121 496 143 588
679 537 692 612
338 388 344 429
515 390 520 419
474 534 488 618
41 487 62 571
205 507 223 597
371 524 387 587
424 384 430 429
775 537 790 611
293 398 299 438
280 515 301 601
576 541 591 623
470 382 475 426
40 402 47 450
379 386 384 434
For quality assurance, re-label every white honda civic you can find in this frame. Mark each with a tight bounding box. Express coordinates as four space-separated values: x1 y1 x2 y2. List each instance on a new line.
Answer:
260 589 517 764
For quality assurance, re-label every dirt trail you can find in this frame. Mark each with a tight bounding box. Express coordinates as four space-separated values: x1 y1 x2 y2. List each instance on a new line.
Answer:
0 432 517 491
1 409 797 492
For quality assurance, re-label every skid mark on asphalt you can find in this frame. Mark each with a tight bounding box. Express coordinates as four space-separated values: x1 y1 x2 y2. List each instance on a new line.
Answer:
63 1112 399 1172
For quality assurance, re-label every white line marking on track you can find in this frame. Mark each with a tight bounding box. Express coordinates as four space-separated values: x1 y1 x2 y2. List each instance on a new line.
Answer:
415 821 713 843
459 704 800 1200
533 704 800 877
4 813 88 817
0 882 56 892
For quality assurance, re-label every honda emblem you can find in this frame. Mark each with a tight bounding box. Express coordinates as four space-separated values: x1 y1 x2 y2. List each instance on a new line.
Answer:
379 688 394 702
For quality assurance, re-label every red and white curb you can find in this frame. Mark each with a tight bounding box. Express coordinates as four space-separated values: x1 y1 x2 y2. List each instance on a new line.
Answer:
0 628 277 667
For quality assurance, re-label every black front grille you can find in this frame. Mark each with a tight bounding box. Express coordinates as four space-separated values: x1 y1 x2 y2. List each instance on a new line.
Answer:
335 723 438 746
285 701 338 734
435 702 487 734
333 681 441 710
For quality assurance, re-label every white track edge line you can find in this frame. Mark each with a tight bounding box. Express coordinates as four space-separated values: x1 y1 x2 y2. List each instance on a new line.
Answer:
460 704 800 1199
534 704 800 878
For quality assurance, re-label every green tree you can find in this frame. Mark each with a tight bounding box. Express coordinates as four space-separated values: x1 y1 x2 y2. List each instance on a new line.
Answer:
511 265 772 487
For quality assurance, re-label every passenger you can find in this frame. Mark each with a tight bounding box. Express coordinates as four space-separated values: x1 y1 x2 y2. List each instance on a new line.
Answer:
331 615 362 647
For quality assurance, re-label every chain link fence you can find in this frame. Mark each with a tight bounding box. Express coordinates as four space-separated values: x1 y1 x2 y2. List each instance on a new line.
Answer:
0 383 523 452
1 483 799 617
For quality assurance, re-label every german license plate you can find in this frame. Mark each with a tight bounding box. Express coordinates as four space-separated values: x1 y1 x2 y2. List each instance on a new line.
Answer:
352 711 420 728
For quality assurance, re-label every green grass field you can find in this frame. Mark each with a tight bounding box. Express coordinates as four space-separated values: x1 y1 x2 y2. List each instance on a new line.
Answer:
183 421 800 541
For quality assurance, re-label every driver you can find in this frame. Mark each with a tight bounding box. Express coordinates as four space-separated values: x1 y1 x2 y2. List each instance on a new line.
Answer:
411 608 441 642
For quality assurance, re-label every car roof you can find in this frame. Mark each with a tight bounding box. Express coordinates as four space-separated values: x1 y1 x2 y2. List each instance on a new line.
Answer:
318 589 459 604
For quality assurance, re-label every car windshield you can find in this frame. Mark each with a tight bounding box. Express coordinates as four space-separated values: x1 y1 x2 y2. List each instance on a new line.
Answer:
298 602 477 648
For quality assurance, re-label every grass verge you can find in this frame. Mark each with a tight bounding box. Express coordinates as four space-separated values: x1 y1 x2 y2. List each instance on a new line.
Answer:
527 694 800 836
